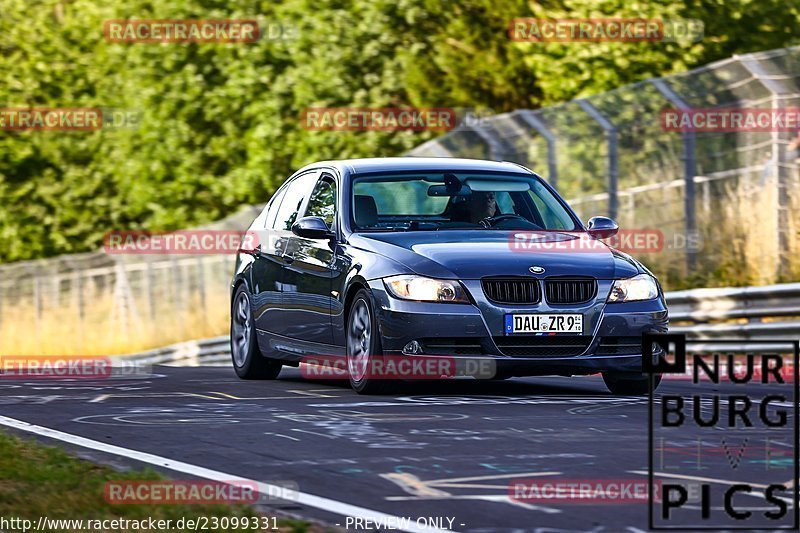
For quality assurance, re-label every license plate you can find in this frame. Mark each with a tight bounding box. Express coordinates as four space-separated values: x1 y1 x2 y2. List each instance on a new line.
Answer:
505 314 583 334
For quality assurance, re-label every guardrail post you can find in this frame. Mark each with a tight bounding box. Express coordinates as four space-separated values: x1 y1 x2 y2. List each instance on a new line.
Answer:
144 261 156 324
196 256 207 326
171 258 185 336
33 275 43 353
576 100 618 219
649 78 698 271
516 110 558 189
74 270 85 351
469 123 507 162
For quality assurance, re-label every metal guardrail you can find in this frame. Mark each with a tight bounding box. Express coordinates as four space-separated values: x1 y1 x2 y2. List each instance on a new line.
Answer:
667 282 800 323
115 283 800 365
667 282 800 352
112 335 230 366
666 283 800 335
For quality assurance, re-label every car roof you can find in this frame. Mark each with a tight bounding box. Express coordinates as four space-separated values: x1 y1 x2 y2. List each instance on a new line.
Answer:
297 157 535 176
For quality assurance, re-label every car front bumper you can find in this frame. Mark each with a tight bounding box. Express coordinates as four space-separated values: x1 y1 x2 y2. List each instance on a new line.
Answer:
367 278 668 376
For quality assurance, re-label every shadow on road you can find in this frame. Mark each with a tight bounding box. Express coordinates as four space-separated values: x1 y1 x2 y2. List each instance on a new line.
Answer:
274 368 614 397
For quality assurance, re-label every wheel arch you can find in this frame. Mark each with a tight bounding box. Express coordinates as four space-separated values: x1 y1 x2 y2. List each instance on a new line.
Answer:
342 276 370 328
231 272 253 301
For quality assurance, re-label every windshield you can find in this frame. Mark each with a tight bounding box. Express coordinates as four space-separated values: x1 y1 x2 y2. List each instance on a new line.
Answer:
351 171 580 231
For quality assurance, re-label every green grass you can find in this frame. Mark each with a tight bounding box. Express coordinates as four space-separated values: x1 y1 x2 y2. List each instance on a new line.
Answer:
0 430 316 532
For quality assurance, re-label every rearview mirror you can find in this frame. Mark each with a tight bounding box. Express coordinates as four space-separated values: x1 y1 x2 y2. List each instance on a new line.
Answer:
428 184 471 196
292 216 335 240
587 216 619 239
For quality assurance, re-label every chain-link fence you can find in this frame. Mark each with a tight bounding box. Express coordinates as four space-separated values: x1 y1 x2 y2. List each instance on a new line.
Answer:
0 206 260 356
410 46 800 289
1 47 798 356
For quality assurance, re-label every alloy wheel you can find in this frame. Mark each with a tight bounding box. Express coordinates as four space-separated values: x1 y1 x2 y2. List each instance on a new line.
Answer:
347 298 372 381
231 291 251 367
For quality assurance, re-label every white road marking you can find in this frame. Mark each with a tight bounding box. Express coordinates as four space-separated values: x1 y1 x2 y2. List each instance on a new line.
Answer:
206 391 342 400
89 392 222 403
89 394 110 403
0 415 456 533
262 432 300 441
427 471 561 484
384 494 561 514
380 471 563 514
287 389 340 398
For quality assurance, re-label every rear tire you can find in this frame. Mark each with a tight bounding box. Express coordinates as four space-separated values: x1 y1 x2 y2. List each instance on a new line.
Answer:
346 290 393 394
602 372 661 395
230 285 282 380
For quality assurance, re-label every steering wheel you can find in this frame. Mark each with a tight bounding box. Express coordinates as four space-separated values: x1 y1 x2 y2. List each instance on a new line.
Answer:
478 213 530 228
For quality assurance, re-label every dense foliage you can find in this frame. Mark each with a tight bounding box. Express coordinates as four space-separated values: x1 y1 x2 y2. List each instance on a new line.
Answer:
1 0 798 262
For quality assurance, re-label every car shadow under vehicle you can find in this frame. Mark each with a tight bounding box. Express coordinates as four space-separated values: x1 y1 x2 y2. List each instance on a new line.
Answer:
274 367 614 396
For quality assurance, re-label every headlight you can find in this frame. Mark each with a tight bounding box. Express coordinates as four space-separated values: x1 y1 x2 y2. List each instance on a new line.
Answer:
383 275 469 303
607 274 659 303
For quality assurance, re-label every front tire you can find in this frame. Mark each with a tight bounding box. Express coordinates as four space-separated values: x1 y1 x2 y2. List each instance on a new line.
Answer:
346 290 392 394
602 372 661 395
230 285 282 380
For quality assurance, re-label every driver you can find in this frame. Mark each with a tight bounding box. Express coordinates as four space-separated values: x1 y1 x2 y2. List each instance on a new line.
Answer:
468 191 497 223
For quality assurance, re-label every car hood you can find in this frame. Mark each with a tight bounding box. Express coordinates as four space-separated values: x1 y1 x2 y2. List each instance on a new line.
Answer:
349 231 643 280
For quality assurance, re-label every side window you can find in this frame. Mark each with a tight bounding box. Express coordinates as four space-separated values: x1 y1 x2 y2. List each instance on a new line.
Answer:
272 172 318 231
305 176 337 228
264 187 288 229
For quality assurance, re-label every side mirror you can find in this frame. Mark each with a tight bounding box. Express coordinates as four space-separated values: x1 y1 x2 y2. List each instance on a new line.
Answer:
292 216 335 240
587 216 619 239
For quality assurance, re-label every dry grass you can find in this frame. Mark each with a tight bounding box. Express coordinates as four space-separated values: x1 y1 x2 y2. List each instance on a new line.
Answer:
0 290 229 357
784 169 800 282
634 170 797 290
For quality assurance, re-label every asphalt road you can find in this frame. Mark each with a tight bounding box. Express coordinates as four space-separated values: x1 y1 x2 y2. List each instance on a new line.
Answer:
0 365 797 532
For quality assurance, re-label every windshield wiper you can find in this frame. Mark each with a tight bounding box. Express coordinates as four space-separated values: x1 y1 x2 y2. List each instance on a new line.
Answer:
358 227 410 232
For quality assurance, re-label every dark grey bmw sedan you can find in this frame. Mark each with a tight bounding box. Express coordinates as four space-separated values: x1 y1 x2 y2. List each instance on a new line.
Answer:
230 158 668 394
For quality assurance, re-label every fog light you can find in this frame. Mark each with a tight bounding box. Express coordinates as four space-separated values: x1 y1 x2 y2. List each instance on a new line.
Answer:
403 341 423 355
